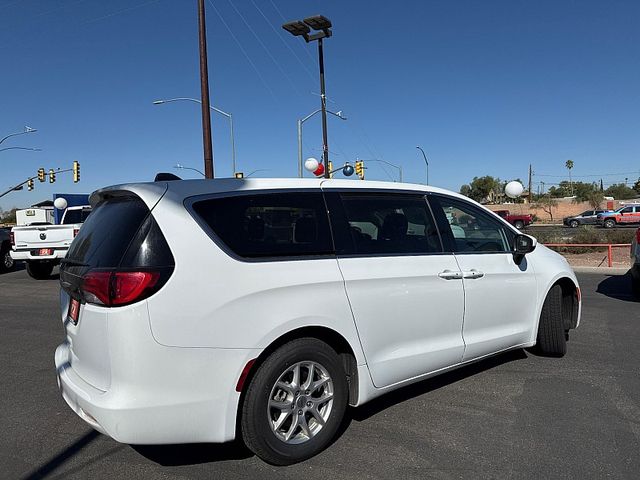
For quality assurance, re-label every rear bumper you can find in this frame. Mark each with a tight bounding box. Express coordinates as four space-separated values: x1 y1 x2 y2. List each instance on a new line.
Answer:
55 338 260 445
10 249 66 261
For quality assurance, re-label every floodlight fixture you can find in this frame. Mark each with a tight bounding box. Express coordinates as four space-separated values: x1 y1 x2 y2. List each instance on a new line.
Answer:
303 15 332 32
282 20 311 38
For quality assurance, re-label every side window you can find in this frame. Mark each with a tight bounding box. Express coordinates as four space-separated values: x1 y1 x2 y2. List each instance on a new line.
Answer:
336 193 442 255
432 196 512 253
621 207 633 214
191 192 333 258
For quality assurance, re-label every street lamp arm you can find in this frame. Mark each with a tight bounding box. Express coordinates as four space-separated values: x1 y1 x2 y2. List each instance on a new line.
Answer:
416 146 429 185
361 158 403 182
174 164 205 177
154 98 231 118
0 127 37 145
0 146 42 153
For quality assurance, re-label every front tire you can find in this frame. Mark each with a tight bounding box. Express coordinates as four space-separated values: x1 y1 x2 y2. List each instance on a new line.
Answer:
536 285 567 356
514 220 524 230
26 261 54 280
604 219 616 229
569 220 579 228
241 338 348 465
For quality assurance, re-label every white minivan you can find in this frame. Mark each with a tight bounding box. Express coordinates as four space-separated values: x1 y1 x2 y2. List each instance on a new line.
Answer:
55 178 581 465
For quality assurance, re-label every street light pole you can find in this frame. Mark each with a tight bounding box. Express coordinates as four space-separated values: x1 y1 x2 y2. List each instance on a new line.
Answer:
197 0 214 179
317 38 330 179
153 98 236 174
297 109 345 177
283 15 333 179
416 146 429 185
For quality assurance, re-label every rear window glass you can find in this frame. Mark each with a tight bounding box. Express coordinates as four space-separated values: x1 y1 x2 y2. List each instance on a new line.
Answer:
191 192 333 258
62 208 91 224
66 197 150 268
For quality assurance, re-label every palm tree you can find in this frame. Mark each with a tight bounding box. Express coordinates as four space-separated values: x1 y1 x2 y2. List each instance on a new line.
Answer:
565 159 574 196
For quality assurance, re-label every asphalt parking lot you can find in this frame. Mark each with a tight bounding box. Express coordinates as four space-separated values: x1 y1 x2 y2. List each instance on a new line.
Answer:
1 268 638 480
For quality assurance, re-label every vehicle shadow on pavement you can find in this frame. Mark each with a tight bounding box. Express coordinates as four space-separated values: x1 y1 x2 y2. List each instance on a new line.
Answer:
21 430 101 480
131 439 252 466
348 349 528 423
596 272 639 303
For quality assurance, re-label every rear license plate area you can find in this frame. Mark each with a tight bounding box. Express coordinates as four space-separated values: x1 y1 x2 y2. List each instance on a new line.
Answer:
68 298 80 325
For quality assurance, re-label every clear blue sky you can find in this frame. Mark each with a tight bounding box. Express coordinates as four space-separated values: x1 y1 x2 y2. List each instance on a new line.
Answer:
1 0 639 210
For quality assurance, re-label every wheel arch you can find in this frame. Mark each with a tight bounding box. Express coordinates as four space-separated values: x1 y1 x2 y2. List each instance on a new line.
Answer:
537 276 580 335
235 326 360 438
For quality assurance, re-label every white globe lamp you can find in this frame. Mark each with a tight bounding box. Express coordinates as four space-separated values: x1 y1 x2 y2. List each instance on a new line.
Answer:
505 181 524 199
304 157 319 173
54 197 68 210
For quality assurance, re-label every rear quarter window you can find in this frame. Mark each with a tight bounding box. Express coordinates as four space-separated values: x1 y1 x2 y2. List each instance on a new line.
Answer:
190 192 334 259
66 196 172 269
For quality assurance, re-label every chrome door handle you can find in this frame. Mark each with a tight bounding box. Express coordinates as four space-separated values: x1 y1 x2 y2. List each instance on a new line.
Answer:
438 270 463 280
462 269 484 279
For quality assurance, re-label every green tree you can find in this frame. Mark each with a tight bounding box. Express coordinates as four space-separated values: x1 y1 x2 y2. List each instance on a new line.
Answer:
533 196 558 222
633 177 640 195
605 183 637 200
459 176 502 202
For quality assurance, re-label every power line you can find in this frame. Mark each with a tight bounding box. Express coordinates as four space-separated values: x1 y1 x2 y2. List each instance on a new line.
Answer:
249 0 317 84
206 0 278 102
535 171 640 178
225 0 305 98
80 0 161 26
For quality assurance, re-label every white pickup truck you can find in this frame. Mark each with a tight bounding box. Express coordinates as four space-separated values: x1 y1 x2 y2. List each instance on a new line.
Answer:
10 205 91 279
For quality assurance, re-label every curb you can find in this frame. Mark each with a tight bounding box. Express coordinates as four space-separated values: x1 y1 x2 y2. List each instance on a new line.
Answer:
570 266 630 275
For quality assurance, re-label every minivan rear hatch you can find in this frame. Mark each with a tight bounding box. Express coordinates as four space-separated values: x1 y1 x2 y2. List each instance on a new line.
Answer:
59 189 174 391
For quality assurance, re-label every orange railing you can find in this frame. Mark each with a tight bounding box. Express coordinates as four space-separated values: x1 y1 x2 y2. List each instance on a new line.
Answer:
544 243 632 267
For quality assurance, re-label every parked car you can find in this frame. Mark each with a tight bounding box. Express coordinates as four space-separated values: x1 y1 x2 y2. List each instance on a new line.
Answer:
597 205 640 228
631 227 640 297
563 209 609 228
0 227 15 273
493 209 532 229
55 178 581 465
10 205 91 279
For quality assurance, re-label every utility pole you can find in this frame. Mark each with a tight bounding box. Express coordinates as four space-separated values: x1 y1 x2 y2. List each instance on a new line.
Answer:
528 164 533 203
197 0 214 179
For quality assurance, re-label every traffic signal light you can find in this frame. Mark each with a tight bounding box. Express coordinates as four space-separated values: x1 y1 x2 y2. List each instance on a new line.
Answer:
27 179 34 191
49 169 56 183
355 160 365 180
328 161 333 178
72 161 80 183
37 168 45 182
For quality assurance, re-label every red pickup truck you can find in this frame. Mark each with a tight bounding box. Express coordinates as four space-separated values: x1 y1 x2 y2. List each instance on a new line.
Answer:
493 210 532 229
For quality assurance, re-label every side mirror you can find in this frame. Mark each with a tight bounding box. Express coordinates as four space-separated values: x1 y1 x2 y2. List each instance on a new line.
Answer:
513 234 536 264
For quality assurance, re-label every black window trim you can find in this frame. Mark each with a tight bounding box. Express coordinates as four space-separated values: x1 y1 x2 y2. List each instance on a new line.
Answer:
184 189 337 263
324 190 447 259
428 192 517 256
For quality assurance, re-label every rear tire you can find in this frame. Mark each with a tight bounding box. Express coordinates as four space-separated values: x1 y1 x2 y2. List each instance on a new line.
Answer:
26 261 54 280
604 219 616 229
514 220 524 230
536 284 567 356
0 245 14 273
241 338 348 465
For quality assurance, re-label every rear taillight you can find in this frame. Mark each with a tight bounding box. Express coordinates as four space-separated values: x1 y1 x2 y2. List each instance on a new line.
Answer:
73 228 80 238
81 270 162 307
9 231 14 246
